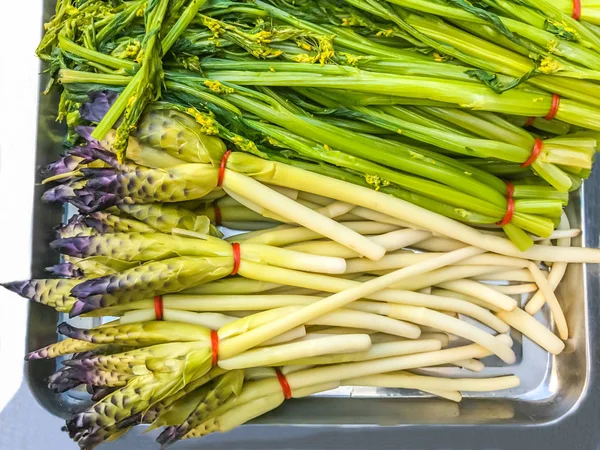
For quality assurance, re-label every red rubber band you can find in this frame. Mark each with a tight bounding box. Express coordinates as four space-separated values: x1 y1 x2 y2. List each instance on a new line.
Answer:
214 203 222 226
496 182 515 227
573 0 581 20
231 242 241 276
275 370 292 400
524 116 536 127
544 94 560 121
154 295 164 321
211 330 219 366
521 138 543 168
217 150 232 187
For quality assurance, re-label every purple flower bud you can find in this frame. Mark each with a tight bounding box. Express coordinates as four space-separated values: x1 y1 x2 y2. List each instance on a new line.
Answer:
50 236 94 258
80 91 119 122
47 367 86 393
42 184 76 203
69 294 120 317
70 145 120 168
1 280 34 298
57 322 87 340
45 263 83 278
69 300 92 317
55 215 91 239
70 276 113 299
71 188 120 213
25 346 52 361
89 386 117 401
81 212 112 233
40 155 82 178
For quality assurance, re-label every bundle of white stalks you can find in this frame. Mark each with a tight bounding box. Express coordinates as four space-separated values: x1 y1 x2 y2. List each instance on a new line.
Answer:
79 188 580 418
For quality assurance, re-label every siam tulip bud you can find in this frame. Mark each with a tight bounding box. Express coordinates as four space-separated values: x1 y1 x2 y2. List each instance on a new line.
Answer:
1 278 80 312
26 338 100 360
55 214 96 238
56 321 213 346
40 154 85 179
65 350 213 448
82 211 157 233
81 163 219 204
156 370 244 448
136 109 227 165
116 203 217 234
45 262 84 278
51 232 228 262
69 256 232 314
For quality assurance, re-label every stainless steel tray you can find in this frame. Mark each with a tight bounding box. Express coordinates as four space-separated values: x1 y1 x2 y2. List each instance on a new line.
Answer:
19 1 600 448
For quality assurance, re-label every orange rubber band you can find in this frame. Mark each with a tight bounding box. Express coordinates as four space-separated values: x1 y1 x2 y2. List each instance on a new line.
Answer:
573 0 581 20
544 94 560 121
217 150 232 187
275 370 292 399
211 330 219 366
231 242 241 276
524 116 536 127
521 138 543 168
496 182 515 227
154 295 164 321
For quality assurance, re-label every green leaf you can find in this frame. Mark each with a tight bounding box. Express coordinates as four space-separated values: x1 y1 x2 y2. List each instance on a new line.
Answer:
465 68 537 94
446 0 532 50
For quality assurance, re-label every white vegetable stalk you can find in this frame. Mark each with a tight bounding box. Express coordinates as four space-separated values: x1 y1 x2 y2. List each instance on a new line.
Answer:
386 305 516 364
346 372 520 392
472 269 535 282
348 297 509 334
259 326 306 346
274 339 443 366
289 295 506 334
297 191 413 227
487 284 539 294
496 307 565 354
212 393 285 434
189 338 515 437
451 359 485 372
218 246 485 359
287 229 432 259
283 335 513 390
172 229 347 274
181 278 281 295
219 305 421 339
184 379 342 439
525 262 568 340
526 213 572 315
235 221 399 246
431 288 501 313
265 184 299 200
419 389 463 402
308 309 421 338
237 243 346 275
218 334 373 370
383 265 513 290
436 280 518 311
413 237 467 252
221 170 386 260
119 309 238 329
222 188 293 223
251 159 600 262
266 286 322 295
235 258 515 317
